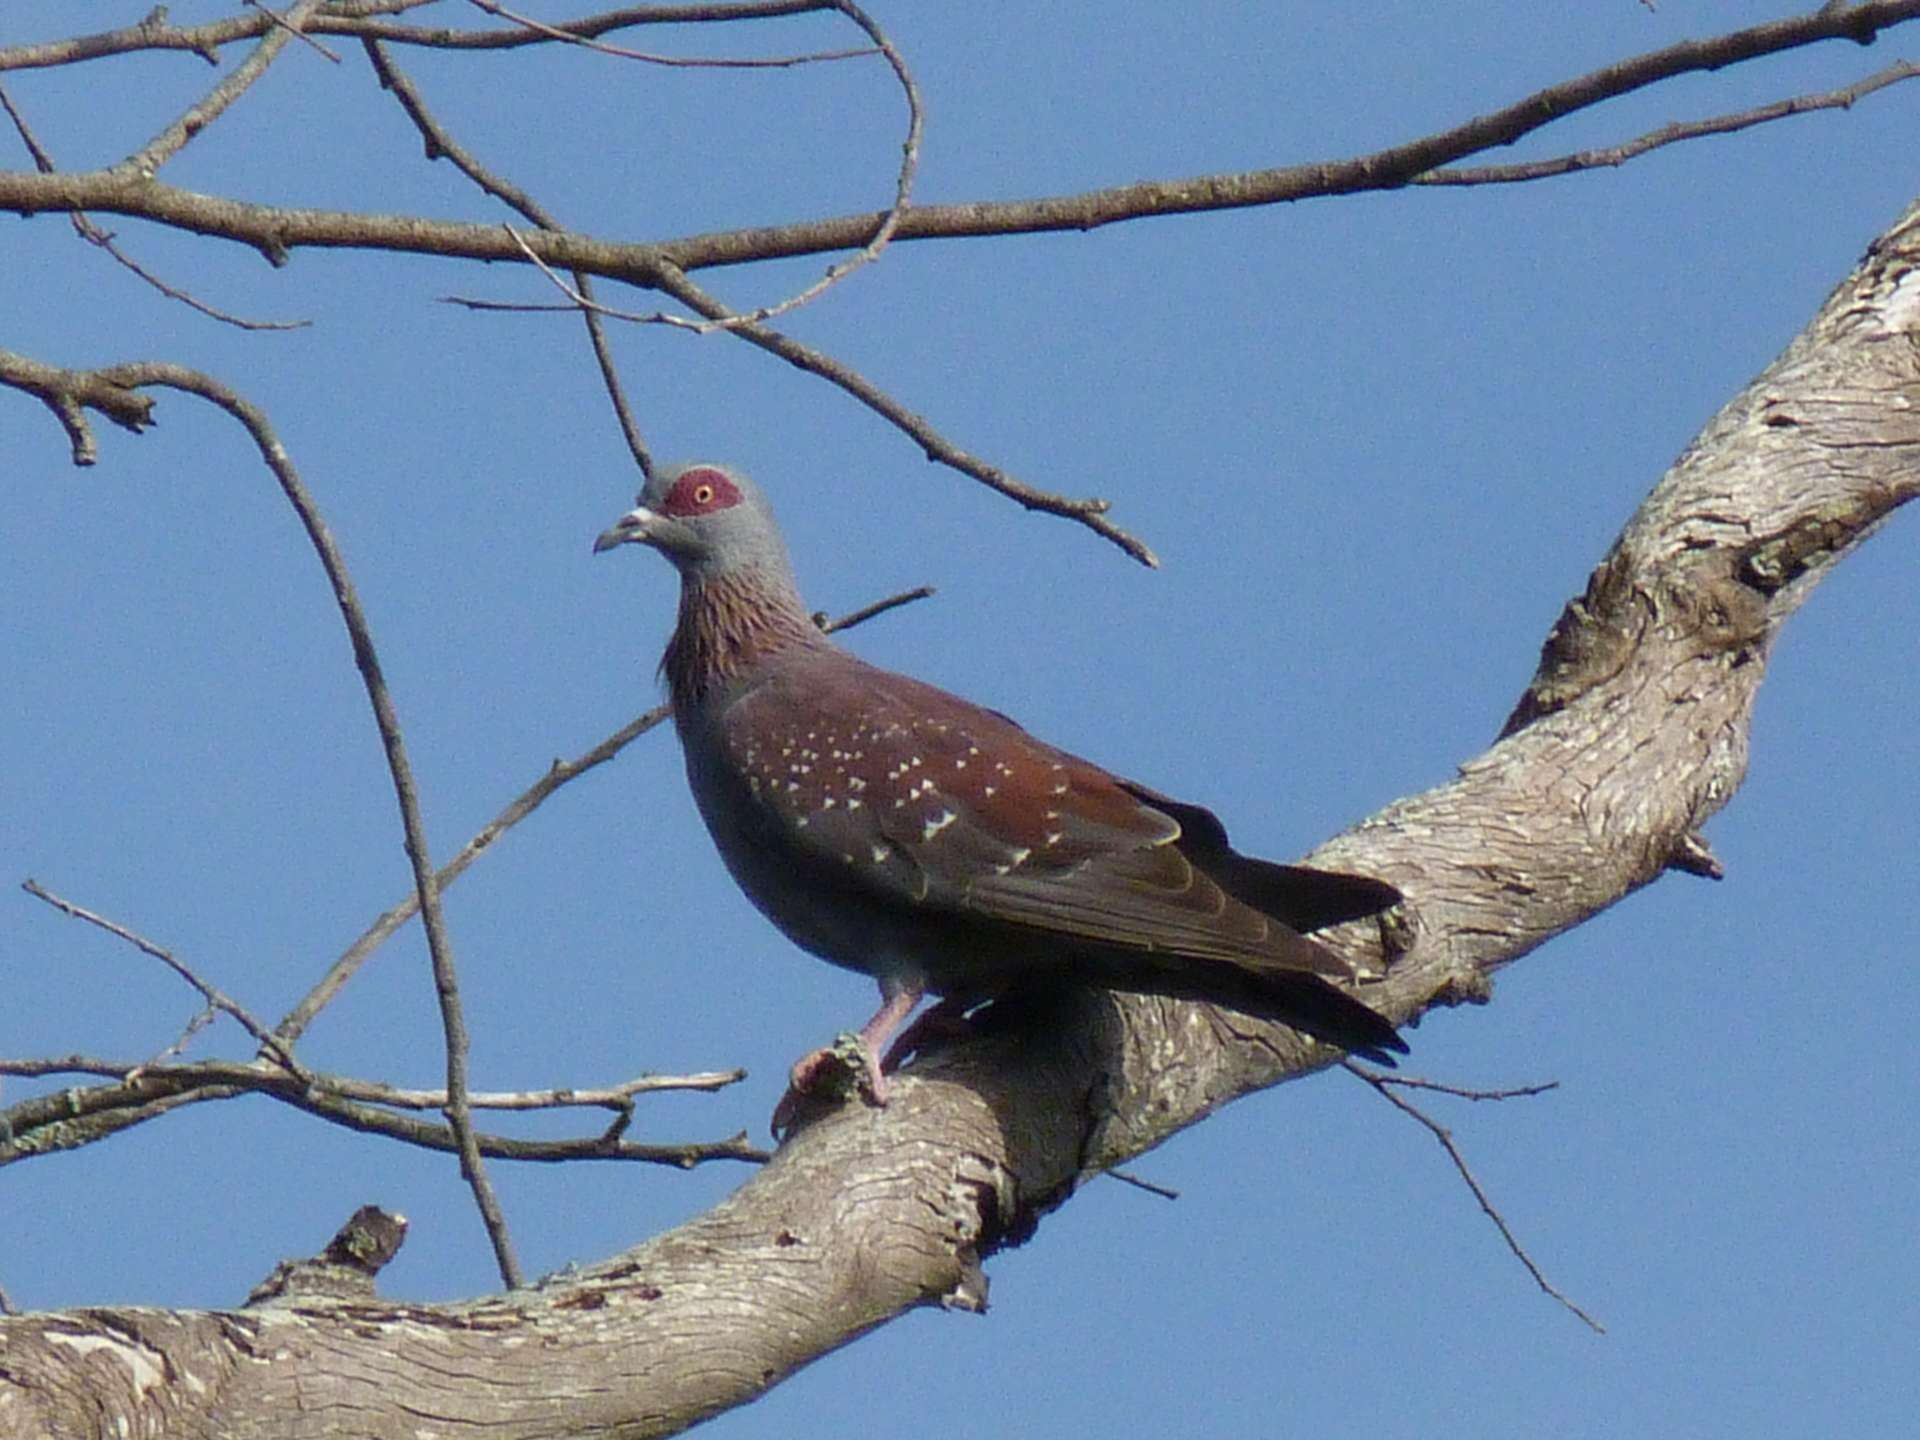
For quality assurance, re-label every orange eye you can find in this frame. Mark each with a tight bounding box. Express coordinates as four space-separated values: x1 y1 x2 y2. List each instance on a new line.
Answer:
693 483 715 506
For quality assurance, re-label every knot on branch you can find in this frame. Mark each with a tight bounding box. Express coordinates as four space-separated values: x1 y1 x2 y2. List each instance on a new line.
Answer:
1501 553 1642 737
244 1205 409 1307
1651 563 1770 659
1502 540 1774 738
1738 498 1880 594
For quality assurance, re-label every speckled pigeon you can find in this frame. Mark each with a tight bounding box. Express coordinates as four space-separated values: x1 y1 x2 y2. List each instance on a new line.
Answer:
594 462 1406 1105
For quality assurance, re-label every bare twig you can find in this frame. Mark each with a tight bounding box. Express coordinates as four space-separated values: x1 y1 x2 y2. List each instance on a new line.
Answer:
481 232 1160 563
1105 1168 1180 1201
434 4 921 339
149 1008 220 1068
811 584 936 634
63 362 521 1289
118 0 330 179
279 582 933 1039
466 0 871 67
76 226 313 330
1368 1074 1561 1102
1418 60 1920 186
0 4 836 74
0 81 308 331
243 0 345 63
654 262 1162 566
1347 1063 1604 1333
1 1055 743 1109
21 880 308 1080
0 1057 768 1168
276 702 670 1041
364 38 651 472
687 0 922 329
0 80 59 168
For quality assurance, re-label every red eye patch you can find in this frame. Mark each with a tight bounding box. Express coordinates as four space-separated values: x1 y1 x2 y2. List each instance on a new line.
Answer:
660 466 741 517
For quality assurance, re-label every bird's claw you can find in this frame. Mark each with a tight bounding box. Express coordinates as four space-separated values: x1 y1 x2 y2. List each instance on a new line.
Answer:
770 1033 886 1141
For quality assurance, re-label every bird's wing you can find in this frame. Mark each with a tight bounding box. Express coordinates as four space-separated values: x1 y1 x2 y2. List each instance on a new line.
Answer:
716 659 1350 978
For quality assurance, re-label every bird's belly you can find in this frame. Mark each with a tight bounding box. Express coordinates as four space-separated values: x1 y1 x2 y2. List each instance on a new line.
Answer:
687 753 931 990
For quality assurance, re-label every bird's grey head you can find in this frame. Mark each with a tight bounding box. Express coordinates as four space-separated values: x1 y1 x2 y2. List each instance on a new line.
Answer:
592 462 795 585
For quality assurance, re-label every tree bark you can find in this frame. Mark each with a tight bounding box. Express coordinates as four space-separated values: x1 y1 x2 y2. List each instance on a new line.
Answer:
3 186 1915 1440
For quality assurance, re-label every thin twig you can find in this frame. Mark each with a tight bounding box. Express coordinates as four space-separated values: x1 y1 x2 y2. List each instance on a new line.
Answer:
0 4 836 73
150 1008 220 1068
0 80 57 167
653 262 1162 567
425 4 922 358
0 82 308 331
484 229 1158 564
0 1057 767 1168
118 0 329 178
1 1055 743 1108
1369 1074 1561 1102
364 38 650 472
21 880 308 1079
466 0 870 67
1418 60 1920 186
276 584 933 1040
687 0 921 330
243 0 344 62
1105 1168 1180 1201
276 703 669 1041
812 584 935 634
72 362 522 1289
1347 1062 1604 1333
79 227 312 330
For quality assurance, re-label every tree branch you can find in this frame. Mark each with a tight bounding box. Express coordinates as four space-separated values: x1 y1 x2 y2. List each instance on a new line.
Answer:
6 183 1914 1440
12 4 1917 271
33 361 524 1289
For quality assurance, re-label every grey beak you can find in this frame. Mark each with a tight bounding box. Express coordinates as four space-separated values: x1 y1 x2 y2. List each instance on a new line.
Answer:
593 505 657 554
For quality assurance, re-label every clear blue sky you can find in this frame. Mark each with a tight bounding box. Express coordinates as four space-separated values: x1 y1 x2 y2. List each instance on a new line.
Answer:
4 4 1915 1436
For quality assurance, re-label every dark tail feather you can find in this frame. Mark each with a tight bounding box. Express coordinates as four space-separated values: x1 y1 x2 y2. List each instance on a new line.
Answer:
1233 966 1407 1066
1115 782 1402 933
1086 946 1408 1065
1221 860 1402 934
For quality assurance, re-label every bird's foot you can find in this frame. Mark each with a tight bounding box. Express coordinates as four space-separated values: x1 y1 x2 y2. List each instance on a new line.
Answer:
770 1032 886 1140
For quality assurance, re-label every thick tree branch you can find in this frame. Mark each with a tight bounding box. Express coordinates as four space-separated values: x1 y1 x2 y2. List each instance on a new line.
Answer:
6 186 1914 1440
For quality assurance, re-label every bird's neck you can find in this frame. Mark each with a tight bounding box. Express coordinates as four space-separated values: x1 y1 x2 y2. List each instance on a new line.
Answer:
663 567 823 711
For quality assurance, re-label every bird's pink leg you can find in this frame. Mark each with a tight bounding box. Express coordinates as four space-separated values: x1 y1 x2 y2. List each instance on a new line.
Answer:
851 982 923 1101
